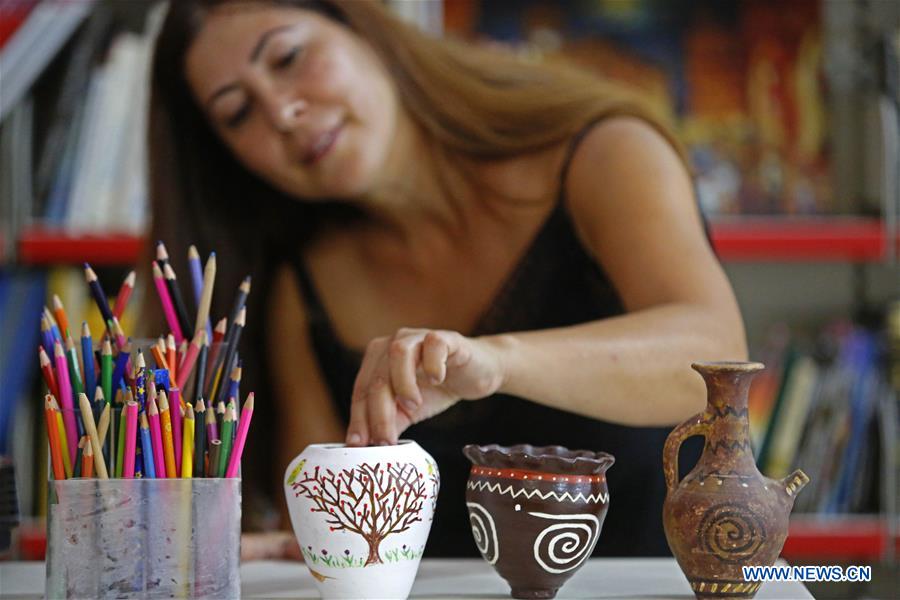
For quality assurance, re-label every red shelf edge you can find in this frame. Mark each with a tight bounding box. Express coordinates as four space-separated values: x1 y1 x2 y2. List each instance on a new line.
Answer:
17 230 145 266
13 219 900 265
710 218 894 261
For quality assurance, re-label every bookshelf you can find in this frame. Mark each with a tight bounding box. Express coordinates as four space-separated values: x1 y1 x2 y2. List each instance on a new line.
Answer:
14 218 900 266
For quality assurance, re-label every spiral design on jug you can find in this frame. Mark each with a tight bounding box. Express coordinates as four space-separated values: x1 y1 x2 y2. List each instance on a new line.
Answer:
698 502 766 563
530 512 600 574
466 502 499 564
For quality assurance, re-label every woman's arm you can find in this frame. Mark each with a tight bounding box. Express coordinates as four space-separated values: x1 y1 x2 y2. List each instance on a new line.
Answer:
345 117 746 445
487 117 747 426
268 265 344 512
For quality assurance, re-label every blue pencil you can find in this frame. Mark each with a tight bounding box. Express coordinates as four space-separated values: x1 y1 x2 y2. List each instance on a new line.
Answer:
81 323 96 405
111 347 130 391
140 413 156 478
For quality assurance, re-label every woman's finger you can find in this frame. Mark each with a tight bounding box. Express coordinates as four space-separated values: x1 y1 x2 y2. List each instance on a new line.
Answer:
389 333 424 417
421 331 449 383
367 364 398 445
347 338 386 446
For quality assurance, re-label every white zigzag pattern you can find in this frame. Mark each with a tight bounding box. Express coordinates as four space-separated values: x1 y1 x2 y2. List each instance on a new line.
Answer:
467 480 609 504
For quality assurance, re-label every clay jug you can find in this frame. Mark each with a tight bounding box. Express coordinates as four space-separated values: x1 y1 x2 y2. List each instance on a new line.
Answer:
663 362 809 599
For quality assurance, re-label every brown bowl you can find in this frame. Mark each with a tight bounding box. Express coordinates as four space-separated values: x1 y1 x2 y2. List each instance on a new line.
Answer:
463 444 615 599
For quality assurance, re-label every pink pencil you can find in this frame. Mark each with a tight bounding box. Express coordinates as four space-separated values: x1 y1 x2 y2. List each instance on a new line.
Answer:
175 330 205 391
225 393 254 477
123 400 139 478
152 262 184 344
170 386 183 475
53 341 78 463
147 397 166 479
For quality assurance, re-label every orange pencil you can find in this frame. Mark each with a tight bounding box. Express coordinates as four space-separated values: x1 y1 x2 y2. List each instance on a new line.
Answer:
52 295 70 339
166 334 177 382
151 339 167 370
44 395 65 480
82 437 94 478
158 390 177 478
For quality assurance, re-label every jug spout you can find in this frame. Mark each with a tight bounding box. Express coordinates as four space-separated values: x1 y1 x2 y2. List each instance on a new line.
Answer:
779 469 809 503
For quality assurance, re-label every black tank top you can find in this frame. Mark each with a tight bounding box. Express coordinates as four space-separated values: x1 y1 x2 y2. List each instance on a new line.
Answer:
287 122 702 556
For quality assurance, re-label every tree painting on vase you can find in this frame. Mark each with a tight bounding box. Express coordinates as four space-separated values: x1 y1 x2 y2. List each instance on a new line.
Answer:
291 462 427 566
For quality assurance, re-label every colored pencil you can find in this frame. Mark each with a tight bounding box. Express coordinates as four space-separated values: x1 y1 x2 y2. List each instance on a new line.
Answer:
123 400 138 478
207 439 222 478
228 276 251 333
164 262 193 340
80 323 96 401
53 341 77 463
44 396 65 480
195 250 216 341
78 392 109 479
140 412 156 478
217 401 235 477
51 399 72 478
156 240 169 264
97 399 111 469
44 307 63 343
158 391 177 478
212 308 245 404
65 333 85 402
176 330 205 391
109 316 129 355
147 397 166 479
151 339 167 371
153 262 184 344
215 400 225 435
205 398 219 443
83 264 114 325
170 386 183 475
193 341 208 406
101 339 113 405
193 399 207 477
204 318 227 392
134 350 147 409
226 393 254 478
177 339 187 368
182 404 195 478
226 363 242 413
188 245 204 310
113 270 136 319
41 315 55 356
39 346 59 399
73 436 85 478
52 295 70 341
167 334 178 383
111 341 130 391
115 390 129 478
82 438 94 478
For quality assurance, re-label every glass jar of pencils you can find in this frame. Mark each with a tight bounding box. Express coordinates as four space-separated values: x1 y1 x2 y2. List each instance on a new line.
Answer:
45 478 241 599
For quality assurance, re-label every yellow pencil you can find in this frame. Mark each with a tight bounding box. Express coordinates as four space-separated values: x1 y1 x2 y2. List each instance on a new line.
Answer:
52 400 72 478
158 390 177 478
181 404 195 478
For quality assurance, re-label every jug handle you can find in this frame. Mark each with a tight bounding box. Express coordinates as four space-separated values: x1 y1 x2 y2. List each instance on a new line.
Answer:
663 412 710 494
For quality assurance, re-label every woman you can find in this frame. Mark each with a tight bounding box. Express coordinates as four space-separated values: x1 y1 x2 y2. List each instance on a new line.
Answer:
149 0 746 558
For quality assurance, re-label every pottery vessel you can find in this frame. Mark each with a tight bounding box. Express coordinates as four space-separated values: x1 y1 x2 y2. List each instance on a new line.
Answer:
284 441 440 600
663 362 810 599
463 444 614 599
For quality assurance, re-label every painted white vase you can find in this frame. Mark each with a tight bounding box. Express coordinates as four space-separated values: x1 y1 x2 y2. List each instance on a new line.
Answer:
284 441 440 600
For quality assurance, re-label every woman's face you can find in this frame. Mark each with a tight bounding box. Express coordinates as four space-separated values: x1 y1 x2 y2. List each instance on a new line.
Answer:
185 4 399 200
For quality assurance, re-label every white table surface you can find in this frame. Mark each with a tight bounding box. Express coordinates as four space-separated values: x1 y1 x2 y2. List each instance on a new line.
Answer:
0 559 813 599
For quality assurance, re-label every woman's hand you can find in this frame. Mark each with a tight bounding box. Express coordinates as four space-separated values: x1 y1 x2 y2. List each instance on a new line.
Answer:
346 328 506 446
241 531 303 562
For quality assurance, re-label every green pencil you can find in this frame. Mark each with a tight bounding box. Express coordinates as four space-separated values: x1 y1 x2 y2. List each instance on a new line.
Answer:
101 339 113 410
115 390 130 478
65 334 85 398
217 401 235 477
